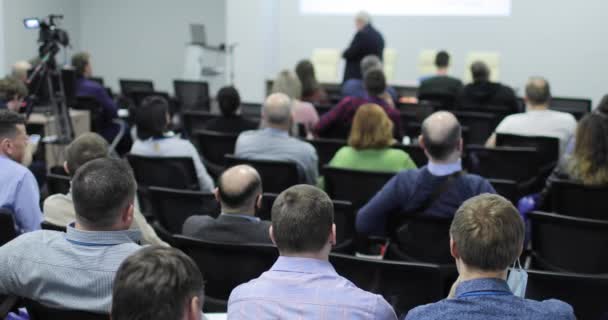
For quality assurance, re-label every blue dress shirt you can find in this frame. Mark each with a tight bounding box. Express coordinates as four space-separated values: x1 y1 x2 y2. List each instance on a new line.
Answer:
341 78 399 105
0 155 42 233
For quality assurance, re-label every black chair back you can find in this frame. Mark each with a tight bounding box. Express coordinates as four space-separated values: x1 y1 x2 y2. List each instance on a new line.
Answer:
453 111 499 145
526 269 608 320
225 155 299 194
126 154 200 190
487 178 519 204
241 102 262 118
388 215 453 264
528 211 608 274
464 146 539 183
418 92 456 110
392 144 427 167
46 173 71 196
496 134 560 167
24 298 108 320
129 91 171 108
147 186 219 234
323 166 395 209
0 208 17 246
306 138 346 171
173 80 210 111
181 110 220 138
314 103 333 116
73 96 105 133
329 253 444 318
550 97 591 120
549 179 608 220
119 79 154 98
193 130 239 167
41 221 67 232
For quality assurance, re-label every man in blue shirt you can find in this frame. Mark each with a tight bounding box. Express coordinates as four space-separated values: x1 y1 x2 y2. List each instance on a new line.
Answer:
0 110 42 233
405 194 574 319
228 185 397 319
357 111 495 236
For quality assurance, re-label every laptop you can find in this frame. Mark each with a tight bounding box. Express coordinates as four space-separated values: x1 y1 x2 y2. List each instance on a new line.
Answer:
190 24 207 46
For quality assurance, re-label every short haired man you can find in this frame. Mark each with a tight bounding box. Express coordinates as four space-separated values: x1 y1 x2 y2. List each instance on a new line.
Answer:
112 246 204 320
203 86 258 134
315 68 402 139
0 110 42 233
357 111 495 236
43 132 167 246
11 60 32 83
342 54 399 104
418 50 463 102
0 76 28 111
183 165 271 244
486 77 577 153
228 185 397 319
342 11 385 82
458 61 519 113
0 158 141 313
235 93 319 185
405 194 575 319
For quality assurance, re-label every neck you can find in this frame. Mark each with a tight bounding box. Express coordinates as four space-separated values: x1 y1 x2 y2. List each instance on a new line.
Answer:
527 103 548 111
459 267 508 282
264 123 289 132
74 221 125 232
429 153 461 165
222 208 255 216
280 251 329 261
436 68 448 75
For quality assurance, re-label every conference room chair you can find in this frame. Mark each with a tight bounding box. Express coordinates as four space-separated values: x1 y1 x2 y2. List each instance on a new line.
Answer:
386 215 453 264
46 172 71 196
550 96 591 120
452 111 500 145
173 80 210 111
417 92 457 110
240 102 262 118
525 269 608 320
320 82 342 104
129 90 172 109
313 103 333 116
147 186 219 234
88 76 104 86
40 221 67 232
306 138 346 171
487 178 519 204
548 179 608 220
181 110 220 138
329 253 445 318
172 235 279 312
0 208 17 246
0 295 18 319
119 78 154 98
23 298 108 320
496 133 560 168
192 129 239 176
392 144 427 167
393 85 418 99
464 145 540 183
323 166 395 210
224 154 300 194
527 211 608 274
397 102 435 122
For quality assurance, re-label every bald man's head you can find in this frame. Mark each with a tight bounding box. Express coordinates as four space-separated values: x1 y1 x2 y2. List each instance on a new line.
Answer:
217 165 262 213
262 93 292 128
420 111 462 161
525 77 551 106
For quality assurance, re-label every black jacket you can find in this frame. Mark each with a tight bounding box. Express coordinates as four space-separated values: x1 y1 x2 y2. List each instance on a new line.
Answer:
342 24 384 82
203 115 259 134
458 81 520 114
182 214 272 244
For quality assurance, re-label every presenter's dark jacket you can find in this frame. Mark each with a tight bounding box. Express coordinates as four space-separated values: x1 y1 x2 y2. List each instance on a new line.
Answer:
182 213 272 244
342 24 385 82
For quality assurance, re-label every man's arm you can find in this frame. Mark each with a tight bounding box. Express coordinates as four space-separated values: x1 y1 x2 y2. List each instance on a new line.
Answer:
313 99 348 137
485 133 497 147
374 295 398 320
0 238 24 295
92 84 118 122
342 32 365 60
356 175 403 236
14 172 42 233
188 142 215 192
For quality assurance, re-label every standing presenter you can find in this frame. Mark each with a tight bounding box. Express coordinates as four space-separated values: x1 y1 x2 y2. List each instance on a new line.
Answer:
342 11 385 82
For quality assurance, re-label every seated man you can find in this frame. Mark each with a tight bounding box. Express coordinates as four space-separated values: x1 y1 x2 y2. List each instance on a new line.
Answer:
0 158 141 313
203 86 258 134
131 95 214 192
357 111 495 236
228 185 397 319
112 246 204 320
0 76 27 111
183 165 271 244
235 93 318 185
43 132 167 246
418 51 463 103
405 194 575 319
0 110 42 233
458 61 519 114
486 77 577 154
11 60 32 83
314 68 402 140
341 54 398 105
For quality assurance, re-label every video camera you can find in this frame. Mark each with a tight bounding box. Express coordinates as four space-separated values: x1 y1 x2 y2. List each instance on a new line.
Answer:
23 14 70 57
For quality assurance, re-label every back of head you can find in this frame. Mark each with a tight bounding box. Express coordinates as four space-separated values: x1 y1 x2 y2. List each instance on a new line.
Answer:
271 185 333 254
71 158 136 229
112 246 204 320
262 93 292 127
71 52 90 78
295 60 319 98
65 132 109 176
421 111 462 161
471 61 490 83
435 51 450 69
271 70 302 100
0 76 28 101
355 11 371 26
135 95 169 140
364 68 386 97
218 165 262 212
11 61 32 81
217 86 241 117
570 112 608 184
525 77 551 106
450 194 524 271
360 55 382 75
348 103 394 150
0 109 25 140
597 94 608 116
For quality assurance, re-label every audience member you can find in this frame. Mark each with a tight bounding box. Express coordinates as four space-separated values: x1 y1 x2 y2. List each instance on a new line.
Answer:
295 59 328 104
0 158 141 313
235 93 318 184
271 69 319 137
131 95 214 192
342 11 385 82
357 111 495 236
314 68 402 139
10 60 32 83
405 194 575 320
183 165 271 244
418 51 463 103
596 94 608 115
228 185 397 319
342 54 398 104
112 246 204 320
458 61 519 113
203 86 258 134
43 132 167 246
0 110 42 233
486 77 577 153
0 76 27 111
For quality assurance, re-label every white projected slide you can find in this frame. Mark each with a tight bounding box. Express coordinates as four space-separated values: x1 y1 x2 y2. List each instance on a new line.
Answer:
300 0 512 16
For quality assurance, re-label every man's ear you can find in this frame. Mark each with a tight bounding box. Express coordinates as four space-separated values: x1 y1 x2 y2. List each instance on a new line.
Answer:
187 296 203 320
213 188 220 203
329 224 337 246
418 135 425 148
256 194 263 210
458 138 464 152
450 237 459 260
122 203 134 227
63 161 70 175
269 225 277 246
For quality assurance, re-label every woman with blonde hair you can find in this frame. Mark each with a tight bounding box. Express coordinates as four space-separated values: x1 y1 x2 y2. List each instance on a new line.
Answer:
271 70 319 137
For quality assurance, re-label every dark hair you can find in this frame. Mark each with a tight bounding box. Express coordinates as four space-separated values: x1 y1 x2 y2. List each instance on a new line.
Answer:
135 96 169 140
450 194 524 271
0 110 25 139
295 60 320 99
218 166 262 210
525 77 551 105
71 158 136 228
65 132 109 176
112 246 204 320
421 119 461 161
71 52 90 78
364 68 386 97
435 51 450 68
568 113 608 184
271 185 333 253
596 94 608 116
0 76 28 100
471 61 490 82
217 86 241 116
